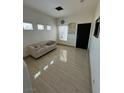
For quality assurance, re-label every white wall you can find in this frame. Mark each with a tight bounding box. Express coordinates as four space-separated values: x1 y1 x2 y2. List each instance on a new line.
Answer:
57 13 94 46
23 5 57 57
89 1 100 93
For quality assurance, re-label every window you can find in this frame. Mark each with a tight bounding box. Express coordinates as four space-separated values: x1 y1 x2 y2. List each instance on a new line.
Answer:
37 24 44 30
23 22 33 30
58 26 68 41
47 25 52 30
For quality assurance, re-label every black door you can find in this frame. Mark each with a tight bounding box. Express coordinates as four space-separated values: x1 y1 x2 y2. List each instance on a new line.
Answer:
76 23 91 49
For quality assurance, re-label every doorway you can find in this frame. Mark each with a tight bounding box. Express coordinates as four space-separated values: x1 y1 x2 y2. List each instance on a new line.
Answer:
76 23 91 49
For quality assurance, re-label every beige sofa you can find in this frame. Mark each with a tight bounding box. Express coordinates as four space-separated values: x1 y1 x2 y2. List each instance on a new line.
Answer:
28 41 57 58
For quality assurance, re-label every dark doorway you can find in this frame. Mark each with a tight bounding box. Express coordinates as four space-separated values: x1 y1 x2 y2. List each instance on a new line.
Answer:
76 23 91 49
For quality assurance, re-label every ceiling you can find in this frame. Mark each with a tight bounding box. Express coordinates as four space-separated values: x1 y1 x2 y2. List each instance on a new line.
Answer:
23 0 99 18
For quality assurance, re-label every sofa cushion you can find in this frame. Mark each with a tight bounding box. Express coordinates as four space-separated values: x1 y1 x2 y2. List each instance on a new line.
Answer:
39 44 45 48
46 41 55 45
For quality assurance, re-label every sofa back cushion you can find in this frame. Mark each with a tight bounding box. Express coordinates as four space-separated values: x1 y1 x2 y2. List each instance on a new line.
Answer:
29 45 40 51
33 45 41 49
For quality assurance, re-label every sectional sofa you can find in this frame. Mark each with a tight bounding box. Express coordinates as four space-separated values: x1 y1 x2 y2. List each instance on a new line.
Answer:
28 40 57 58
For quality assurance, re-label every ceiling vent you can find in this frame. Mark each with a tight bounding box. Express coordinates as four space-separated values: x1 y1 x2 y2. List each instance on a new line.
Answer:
55 6 64 11
80 0 84 3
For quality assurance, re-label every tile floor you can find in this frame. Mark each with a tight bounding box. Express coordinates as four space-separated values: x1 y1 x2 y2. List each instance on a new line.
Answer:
24 45 92 93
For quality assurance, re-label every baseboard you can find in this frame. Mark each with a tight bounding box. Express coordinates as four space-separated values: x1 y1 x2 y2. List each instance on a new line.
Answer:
88 50 93 93
57 43 75 48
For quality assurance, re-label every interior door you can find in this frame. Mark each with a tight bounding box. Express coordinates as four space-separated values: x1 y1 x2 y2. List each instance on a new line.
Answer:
76 23 91 49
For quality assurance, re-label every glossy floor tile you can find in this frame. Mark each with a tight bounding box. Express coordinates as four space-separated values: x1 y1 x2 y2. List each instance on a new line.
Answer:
24 45 92 93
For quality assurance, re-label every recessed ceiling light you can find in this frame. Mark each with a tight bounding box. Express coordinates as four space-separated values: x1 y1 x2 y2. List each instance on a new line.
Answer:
55 6 64 11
